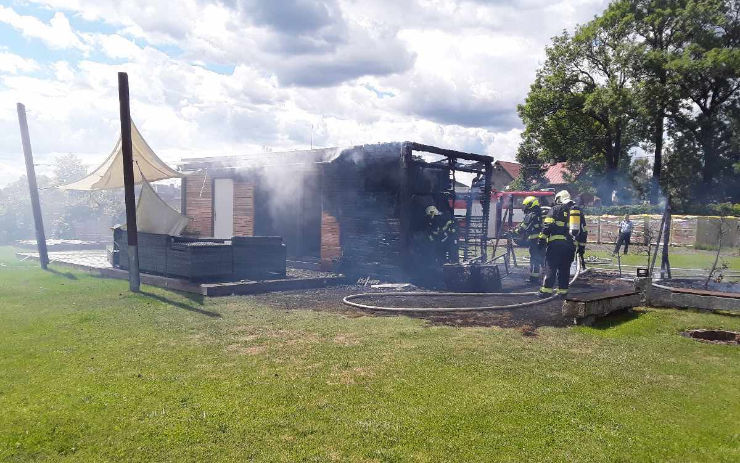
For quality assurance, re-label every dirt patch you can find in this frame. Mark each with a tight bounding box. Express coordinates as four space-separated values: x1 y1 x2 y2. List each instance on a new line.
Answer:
682 329 740 345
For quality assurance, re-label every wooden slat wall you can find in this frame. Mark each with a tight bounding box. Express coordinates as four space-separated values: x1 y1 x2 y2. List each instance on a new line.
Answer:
320 159 404 279
320 211 341 270
183 171 212 236
234 180 254 236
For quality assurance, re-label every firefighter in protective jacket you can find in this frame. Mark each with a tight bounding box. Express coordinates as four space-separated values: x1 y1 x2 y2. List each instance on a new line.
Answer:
538 190 584 297
426 205 459 264
514 196 544 282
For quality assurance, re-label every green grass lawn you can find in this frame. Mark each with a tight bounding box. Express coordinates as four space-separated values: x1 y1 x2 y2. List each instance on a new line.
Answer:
1 247 739 462
586 248 740 271
504 243 740 278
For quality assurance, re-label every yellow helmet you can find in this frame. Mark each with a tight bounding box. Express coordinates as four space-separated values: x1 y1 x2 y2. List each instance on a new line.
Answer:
425 205 441 217
554 190 572 205
522 196 539 209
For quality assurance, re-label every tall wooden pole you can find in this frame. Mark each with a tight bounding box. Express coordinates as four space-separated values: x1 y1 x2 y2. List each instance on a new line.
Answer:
16 103 49 269
660 200 672 279
118 72 140 292
480 163 492 261
649 203 668 277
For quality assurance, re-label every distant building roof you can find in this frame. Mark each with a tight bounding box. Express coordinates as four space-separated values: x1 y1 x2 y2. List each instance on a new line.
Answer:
544 162 580 185
494 160 521 180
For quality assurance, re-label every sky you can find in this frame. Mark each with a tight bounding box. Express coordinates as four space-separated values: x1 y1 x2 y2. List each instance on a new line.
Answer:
0 0 610 186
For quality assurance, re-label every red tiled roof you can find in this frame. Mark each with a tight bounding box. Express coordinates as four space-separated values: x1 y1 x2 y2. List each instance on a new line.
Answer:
544 162 579 185
495 160 521 179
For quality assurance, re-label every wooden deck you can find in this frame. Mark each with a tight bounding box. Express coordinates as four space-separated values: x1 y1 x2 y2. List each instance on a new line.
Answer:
17 250 347 296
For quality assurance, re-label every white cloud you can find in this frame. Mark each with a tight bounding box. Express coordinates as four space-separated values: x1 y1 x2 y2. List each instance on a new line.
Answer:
0 7 89 51
0 52 40 74
0 0 612 186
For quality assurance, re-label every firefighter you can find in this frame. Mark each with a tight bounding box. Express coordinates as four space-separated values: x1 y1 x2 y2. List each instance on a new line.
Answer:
575 196 588 269
514 196 543 282
538 190 584 297
426 205 459 264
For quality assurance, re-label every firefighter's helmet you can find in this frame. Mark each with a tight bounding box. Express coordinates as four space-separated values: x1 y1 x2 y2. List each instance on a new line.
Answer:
522 196 539 210
554 190 572 205
425 205 441 217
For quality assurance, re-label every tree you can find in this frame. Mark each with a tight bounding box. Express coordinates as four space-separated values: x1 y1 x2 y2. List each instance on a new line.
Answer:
512 132 548 190
623 0 689 203
517 10 643 204
0 174 62 243
54 153 87 186
50 154 125 239
518 0 738 206
629 157 653 202
667 0 739 200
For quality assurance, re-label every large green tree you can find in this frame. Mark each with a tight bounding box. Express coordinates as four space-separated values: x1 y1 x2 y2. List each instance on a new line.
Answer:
517 0 739 206
623 0 688 203
667 0 739 200
517 10 642 204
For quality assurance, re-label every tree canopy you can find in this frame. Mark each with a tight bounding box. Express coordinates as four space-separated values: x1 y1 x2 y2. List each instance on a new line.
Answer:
516 0 739 207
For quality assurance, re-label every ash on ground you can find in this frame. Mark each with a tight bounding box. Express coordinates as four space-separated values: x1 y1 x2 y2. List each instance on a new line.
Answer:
250 269 633 329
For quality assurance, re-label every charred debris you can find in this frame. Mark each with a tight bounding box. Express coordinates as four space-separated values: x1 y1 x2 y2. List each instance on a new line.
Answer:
179 141 493 286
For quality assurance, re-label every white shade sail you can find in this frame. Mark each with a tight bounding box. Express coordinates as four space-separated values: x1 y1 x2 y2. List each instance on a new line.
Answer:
59 121 181 190
135 181 190 235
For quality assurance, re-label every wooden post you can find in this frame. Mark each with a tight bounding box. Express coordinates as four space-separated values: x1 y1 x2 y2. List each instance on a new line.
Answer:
16 103 49 269
398 143 413 271
660 201 672 279
494 195 502 238
118 72 140 292
649 202 668 277
480 163 492 261
507 194 517 267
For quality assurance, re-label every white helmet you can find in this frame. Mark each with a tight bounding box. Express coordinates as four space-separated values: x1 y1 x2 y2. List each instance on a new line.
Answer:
425 205 441 217
554 190 572 205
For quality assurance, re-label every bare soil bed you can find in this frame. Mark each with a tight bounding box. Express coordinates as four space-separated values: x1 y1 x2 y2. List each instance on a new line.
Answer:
661 278 740 294
250 269 634 329
682 329 740 344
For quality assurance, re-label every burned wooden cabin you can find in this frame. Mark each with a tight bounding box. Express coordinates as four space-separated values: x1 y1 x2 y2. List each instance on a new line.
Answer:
179 142 493 280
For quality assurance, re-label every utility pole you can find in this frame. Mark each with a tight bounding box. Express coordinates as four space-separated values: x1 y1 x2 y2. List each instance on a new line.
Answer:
16 103 49 269
118 72 140 292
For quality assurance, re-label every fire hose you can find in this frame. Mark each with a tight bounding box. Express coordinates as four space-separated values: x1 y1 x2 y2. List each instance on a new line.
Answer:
342 258 587 312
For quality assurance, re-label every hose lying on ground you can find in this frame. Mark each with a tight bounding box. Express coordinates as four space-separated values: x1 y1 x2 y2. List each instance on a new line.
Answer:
342 260 587 312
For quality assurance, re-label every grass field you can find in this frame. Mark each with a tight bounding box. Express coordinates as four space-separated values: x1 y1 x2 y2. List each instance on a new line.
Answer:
1 246 739 461
586 247 740 271
503 243 740 279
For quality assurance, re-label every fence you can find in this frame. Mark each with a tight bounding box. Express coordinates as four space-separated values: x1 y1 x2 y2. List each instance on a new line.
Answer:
586 215 739 248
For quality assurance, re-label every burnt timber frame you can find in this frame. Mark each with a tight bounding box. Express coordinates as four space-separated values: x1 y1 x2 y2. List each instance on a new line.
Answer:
399 141 493 271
